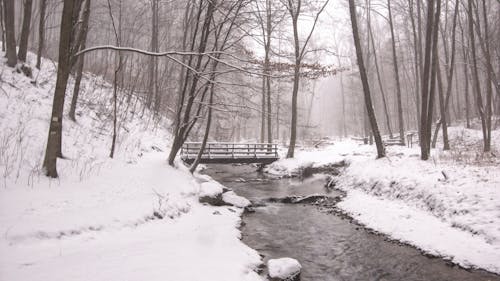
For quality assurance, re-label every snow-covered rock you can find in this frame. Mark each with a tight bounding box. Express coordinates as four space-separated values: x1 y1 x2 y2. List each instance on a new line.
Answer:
267 258 301 281
199 181 224 197
198 181 225 206
222 191 251 208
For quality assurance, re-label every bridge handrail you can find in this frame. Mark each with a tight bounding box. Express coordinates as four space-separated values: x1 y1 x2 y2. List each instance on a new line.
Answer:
181 142 278 160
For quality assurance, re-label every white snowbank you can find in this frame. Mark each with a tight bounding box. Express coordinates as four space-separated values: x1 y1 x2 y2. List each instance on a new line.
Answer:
268 129 500 274
267 257 301 279
0 52 263 281
339 190 500 273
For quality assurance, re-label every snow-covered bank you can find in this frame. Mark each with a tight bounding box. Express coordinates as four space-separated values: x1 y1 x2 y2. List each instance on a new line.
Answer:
0 153 262 281
267 129 500 274
0 53 262 280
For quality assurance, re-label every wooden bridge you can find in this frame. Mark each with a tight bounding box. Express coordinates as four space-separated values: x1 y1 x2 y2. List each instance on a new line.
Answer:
180 142 279 164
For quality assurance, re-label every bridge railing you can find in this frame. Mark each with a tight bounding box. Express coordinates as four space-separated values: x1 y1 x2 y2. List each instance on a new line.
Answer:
181 142 279 160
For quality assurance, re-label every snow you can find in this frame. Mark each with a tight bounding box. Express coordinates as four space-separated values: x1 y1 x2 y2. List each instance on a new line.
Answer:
223 191 252 208
268 129 500 274
199 181 224 198
0 52 263 280
339 190 500 273
267 257 301 279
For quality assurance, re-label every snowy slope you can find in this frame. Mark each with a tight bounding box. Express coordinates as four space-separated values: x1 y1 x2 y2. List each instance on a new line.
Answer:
267 128 500 274
0 52 263 280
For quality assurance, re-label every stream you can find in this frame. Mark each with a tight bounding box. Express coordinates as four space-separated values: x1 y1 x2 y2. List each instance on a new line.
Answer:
204 164 500 281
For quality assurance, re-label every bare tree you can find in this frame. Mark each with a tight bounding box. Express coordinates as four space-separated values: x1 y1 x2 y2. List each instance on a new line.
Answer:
42 0 77 177
387 0 405 144
348 0 385 158
17 0 33 62
419 0 441 160
2 0 16 67
281 0 329 158
467 0 488 152
69 0 91 121
36 0 47 69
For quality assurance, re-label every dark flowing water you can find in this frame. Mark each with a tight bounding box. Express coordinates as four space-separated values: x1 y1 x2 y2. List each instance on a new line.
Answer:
205 164 500 281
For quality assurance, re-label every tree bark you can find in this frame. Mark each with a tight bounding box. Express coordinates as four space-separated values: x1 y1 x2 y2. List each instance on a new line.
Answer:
0 1 5 52
348 0 385 158
69 0 90 121
419 0 441 160
387 0 405 144
42 0 75 177
17 0 33 62
468 0 488 152
286 10 300 158
36 0 46 69
368 24 393 138
2 0 16 67
481 0 492 152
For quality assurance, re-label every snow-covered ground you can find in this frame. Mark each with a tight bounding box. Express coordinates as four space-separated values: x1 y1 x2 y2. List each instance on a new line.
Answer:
0 53 262 280
267 128 500 274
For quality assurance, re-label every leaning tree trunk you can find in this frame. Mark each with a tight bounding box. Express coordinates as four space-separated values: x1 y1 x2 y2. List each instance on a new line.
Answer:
42 0 75 178
17 0 33 62
69 0 90 121
2 0 16 67
348 0 385 158
190 82 215 174
369 24 393 138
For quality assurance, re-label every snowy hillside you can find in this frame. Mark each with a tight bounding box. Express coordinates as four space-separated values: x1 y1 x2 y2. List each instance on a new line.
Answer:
0 52 263 281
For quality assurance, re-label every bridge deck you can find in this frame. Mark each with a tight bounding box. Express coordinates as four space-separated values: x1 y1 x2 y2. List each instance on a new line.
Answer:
181 142 279 164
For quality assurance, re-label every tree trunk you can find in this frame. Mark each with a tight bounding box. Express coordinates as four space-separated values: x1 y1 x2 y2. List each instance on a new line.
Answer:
36 0 46 69
459 16 471 128
481 0 492 152
0 1 5 52
265 0 272 145
42 0 75 178
387 0 405 144
468 0 488 152
69 0 90 121
425 0 441 157
260 76 266 143
431 60 449 149
368 24 393 138
17 0 33 62
190 81 215 174
408 0 420 132
147 0 158 110
286 12 300 159
348 0 385 158
420 0 441 160
2 0 16 67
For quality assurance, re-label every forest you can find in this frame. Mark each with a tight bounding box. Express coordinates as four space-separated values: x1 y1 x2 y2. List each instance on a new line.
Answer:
0 0 499 280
